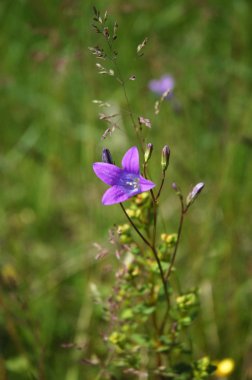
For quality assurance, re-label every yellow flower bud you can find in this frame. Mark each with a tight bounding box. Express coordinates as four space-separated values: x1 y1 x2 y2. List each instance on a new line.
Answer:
161 233 178 245
161 233 168 241
215 358 235 377
135 209 142 219
131 267 140 276
126 209 135 218
117 224 130 234
108 331 125 345
119 235 132 244
1 264 18 288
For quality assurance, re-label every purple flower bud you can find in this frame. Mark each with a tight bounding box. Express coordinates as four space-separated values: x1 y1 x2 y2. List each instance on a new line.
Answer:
161 145 170 172
172 182 178 191
186 182 205 207
172 182 182 198
144 143 153 163
102 148 114 164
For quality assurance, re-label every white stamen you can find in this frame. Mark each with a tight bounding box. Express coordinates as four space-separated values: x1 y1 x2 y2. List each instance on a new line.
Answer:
119 173 140 193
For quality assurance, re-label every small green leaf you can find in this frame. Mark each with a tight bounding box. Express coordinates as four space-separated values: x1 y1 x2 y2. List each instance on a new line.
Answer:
121 308 133 320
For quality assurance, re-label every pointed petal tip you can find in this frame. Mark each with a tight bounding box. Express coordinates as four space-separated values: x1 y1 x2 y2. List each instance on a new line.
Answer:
102 185 130 205
93 162 123 186
121 146 140 174
139 176 156 192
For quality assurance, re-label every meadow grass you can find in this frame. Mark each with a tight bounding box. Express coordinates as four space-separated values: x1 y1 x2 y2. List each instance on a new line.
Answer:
1 0 252 379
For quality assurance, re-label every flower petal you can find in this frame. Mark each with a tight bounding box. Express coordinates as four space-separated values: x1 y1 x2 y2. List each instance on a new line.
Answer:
93 163 122 186
121 146 140 174
139 176 156 192
148 79 161 93
148 75 175 95
102 185 131 205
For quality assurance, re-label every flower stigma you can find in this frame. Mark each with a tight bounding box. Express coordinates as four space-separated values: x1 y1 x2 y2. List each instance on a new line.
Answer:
119 173 140 194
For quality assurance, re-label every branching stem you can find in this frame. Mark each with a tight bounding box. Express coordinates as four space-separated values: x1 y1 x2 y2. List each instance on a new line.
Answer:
119 203 169 307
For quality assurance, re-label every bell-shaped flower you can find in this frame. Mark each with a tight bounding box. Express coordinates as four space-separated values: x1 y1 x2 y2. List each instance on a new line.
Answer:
93 146 156 205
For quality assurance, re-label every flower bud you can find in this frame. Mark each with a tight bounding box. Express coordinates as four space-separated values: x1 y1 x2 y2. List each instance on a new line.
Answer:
186 182 204 208
172 182 183 199
161 145 170 172
117 224 130 235
215 359 235 377
102 148 114 164
161 233 178 246
125 209 136 218
1 264 18 290
180 316 192 327
144 143 153 163
135 192 149 205
117 224 132 244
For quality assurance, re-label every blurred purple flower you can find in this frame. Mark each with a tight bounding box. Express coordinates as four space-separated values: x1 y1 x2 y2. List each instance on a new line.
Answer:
93 146 156 205
148 74 175 98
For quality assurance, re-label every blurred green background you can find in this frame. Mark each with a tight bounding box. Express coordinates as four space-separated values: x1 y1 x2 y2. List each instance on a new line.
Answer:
1 0 252 379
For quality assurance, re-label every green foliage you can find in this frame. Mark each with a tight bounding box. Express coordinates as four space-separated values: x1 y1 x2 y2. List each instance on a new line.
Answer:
89 188 214 378
1 0 252 379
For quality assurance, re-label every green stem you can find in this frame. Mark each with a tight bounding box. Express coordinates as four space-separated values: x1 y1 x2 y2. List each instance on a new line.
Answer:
143 162 158 248
156 171 166 201
160 198 186 334
106 40 144 151
165 199 185 281
120 203 151 249
119 203 169 306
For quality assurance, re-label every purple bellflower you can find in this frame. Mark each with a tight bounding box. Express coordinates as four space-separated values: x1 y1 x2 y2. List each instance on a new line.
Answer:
148 74 175 98
93 146 156 205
